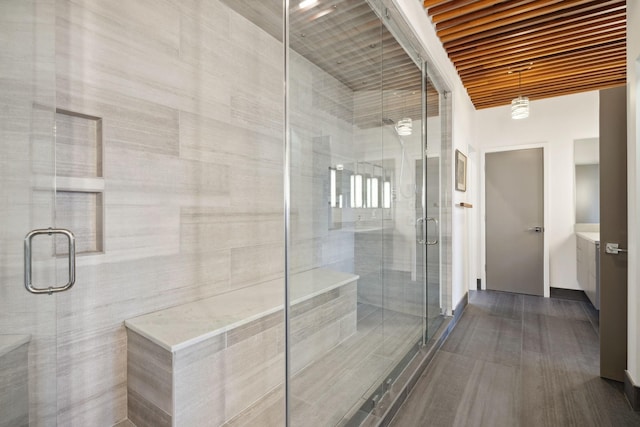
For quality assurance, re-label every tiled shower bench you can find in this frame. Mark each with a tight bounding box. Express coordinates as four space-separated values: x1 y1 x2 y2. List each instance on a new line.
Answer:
125 268 359 427
0 335 30 427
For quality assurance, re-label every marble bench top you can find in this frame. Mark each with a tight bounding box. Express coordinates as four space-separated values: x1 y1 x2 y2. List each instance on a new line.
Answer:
125 268 359 352
0 334 31 358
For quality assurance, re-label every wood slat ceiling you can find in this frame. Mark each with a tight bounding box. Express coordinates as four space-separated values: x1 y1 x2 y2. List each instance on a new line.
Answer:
423 0 626 109
222 0 439 128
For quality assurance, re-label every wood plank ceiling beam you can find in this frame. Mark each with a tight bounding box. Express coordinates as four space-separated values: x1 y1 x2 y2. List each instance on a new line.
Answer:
435 0 597 41
454 29 626 71
443 6 625 52
447 18 625 62
423 0 627 109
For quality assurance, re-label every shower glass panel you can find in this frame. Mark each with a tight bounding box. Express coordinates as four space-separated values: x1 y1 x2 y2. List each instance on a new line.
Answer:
0 1 58 425
287 1 427 424
0 1 445 425
379 32 425 393
425 75 444 339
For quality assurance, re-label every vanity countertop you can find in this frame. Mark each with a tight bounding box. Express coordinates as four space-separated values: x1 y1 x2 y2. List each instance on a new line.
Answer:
576 231 600 244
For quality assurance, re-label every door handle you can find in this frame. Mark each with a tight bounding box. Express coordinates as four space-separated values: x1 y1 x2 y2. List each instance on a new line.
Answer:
527 226 544 233
416 218 425 245
426 217 438 245
605 242 627 255
24 228 76 295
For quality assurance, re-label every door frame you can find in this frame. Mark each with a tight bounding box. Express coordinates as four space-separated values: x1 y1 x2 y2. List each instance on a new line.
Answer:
480 143 550 297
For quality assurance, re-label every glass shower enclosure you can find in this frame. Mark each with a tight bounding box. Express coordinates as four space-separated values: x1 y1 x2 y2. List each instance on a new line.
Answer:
0 0 446 425
285 1 444 424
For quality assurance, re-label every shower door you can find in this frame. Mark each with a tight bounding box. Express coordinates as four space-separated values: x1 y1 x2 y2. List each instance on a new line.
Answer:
425 74 443 339
1 1 59 425
286 1 429 425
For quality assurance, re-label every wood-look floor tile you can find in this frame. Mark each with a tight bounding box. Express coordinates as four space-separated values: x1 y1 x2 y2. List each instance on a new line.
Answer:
519 351 639 427
390 351 519 427
467 291 523 320
522 294 591 321
390 290 640 427
523 312 598 361
441 313 522 367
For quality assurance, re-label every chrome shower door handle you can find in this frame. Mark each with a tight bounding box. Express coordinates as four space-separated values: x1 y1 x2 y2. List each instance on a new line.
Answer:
24 228 76 295
416 218 425 244
426 217 438 245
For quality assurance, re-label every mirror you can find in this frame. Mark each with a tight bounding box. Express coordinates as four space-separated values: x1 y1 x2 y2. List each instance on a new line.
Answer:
574 138 599 225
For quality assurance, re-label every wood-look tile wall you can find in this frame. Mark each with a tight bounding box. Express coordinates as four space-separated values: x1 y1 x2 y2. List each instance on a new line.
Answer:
126 279 356 425
0 1 59 425
0 341 29 427
2 0 437 424
53 0 355 425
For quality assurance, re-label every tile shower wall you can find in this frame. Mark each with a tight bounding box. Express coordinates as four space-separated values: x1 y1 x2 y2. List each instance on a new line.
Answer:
0 1 58 425
289 52 356 275
54 0 355 425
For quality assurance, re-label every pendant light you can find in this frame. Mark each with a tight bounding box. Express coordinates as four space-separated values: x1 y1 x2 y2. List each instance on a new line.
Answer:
395 118 412 136
511 70 529 120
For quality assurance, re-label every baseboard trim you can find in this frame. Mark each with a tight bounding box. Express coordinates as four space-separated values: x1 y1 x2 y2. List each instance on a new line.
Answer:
452 291 469 324
625 370 640 411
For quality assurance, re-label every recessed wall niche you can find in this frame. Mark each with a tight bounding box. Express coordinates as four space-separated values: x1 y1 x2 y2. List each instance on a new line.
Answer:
55 191 103 255
55 109 104 255
55 109 102 178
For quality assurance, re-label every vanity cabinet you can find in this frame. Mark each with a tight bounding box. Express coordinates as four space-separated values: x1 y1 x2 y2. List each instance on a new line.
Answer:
576 233 600 309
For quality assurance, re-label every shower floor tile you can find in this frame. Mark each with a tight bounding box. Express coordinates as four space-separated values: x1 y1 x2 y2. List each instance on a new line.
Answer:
292 304 423 426
225 304 423 427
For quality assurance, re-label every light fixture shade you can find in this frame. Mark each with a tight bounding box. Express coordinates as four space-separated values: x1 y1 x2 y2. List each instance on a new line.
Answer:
511 96 530 119
395 118 412 135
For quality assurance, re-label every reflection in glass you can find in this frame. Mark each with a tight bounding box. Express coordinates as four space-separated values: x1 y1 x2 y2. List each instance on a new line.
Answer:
330 168 338 208
383 180 392 209
370 177 379 208
351 172 363 208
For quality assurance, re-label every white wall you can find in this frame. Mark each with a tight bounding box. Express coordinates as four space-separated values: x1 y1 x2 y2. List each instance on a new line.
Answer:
396 0 476 313
474 92 599 290
627 0 640 387
574 138 599 164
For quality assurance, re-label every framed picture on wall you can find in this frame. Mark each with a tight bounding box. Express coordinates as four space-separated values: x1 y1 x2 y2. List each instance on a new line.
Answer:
455 149 467 192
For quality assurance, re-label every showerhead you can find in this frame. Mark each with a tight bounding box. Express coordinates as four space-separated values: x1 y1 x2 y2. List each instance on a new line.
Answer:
382 117 412 137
